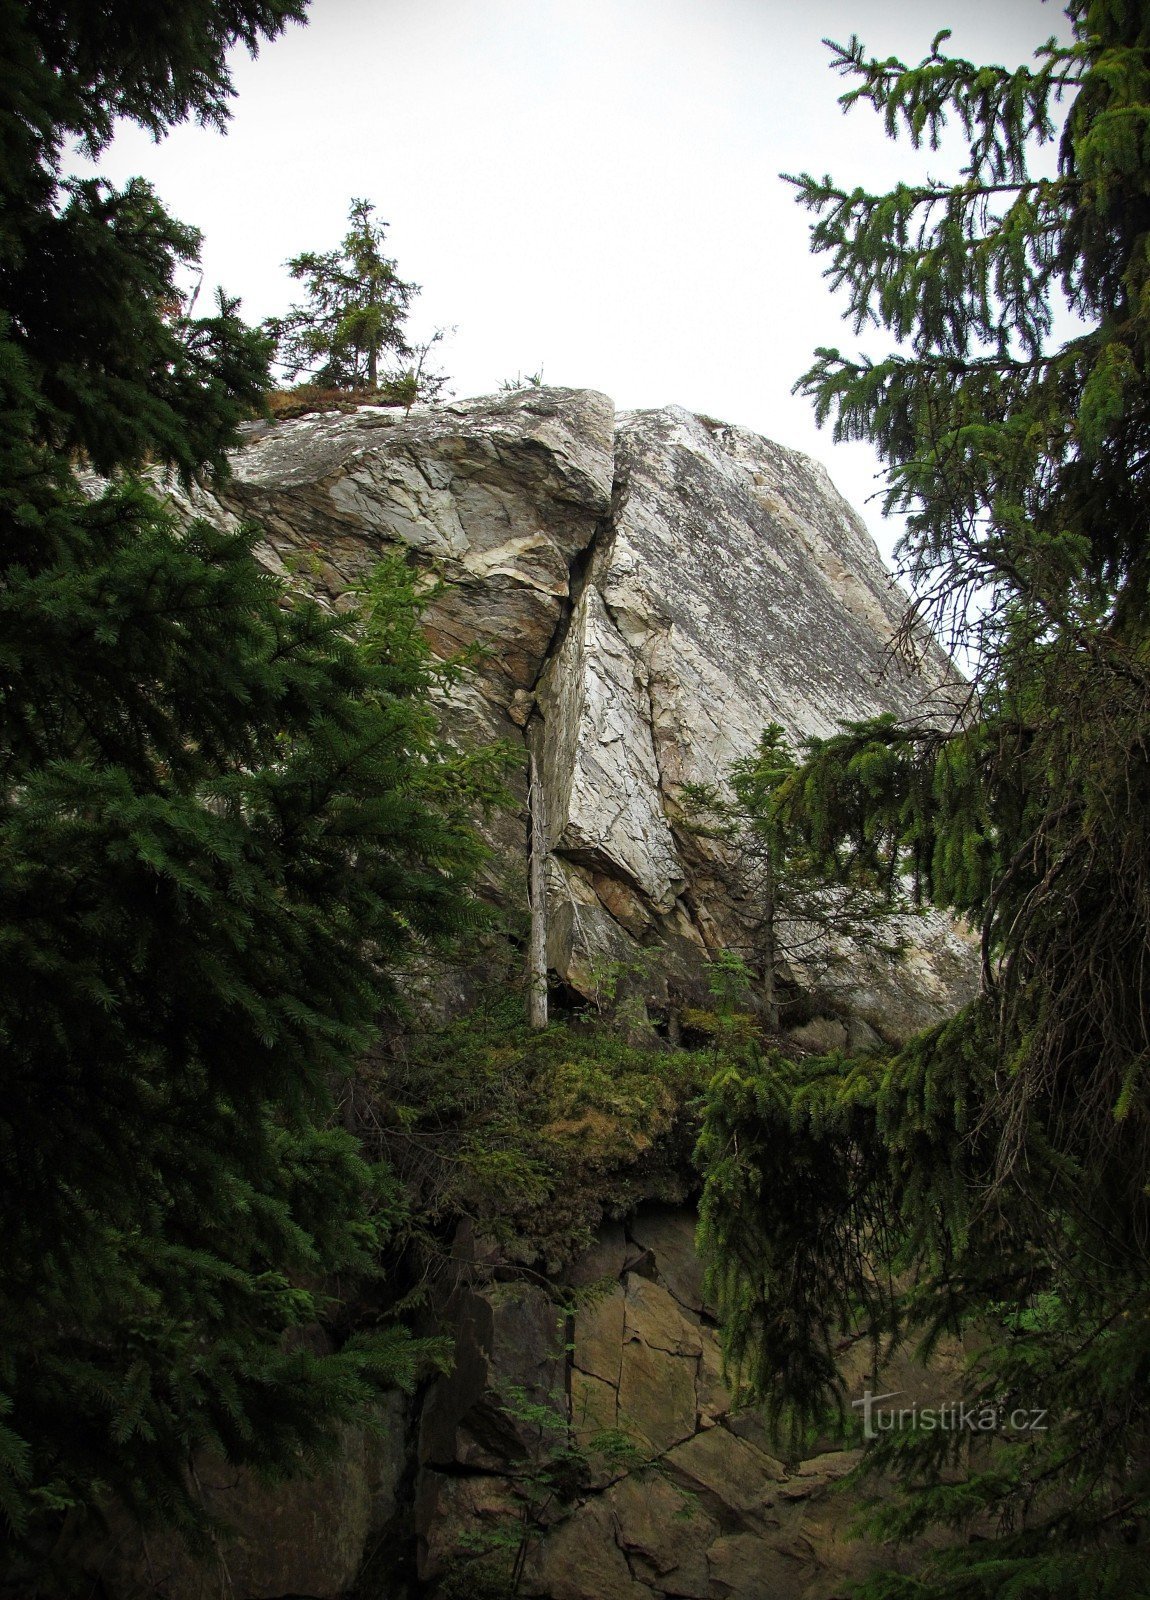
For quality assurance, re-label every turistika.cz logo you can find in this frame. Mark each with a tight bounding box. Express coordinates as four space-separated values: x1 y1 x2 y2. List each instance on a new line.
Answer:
852 1389 1049 1441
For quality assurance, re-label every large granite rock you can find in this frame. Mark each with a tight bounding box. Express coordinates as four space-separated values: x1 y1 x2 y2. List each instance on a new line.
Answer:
159 386 972 1040
83 392 978 1600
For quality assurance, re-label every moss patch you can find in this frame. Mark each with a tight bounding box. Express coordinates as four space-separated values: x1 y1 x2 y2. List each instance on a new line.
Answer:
358 996 719 1273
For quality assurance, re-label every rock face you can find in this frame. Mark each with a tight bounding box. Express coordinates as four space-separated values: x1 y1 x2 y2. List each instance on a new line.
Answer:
166 388 973 1040
108 390 981 1599
413 1204 966 1600
81 1400 409 1600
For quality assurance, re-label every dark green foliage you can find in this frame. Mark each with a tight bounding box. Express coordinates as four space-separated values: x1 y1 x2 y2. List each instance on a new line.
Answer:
697 1017 1150 1598
683 723 907 1028
0 483 489 1549
786 6 1150 661
357 993 713 1277
698 6 1150 1594
697 1047 890 1446
0 0 490 1569
267 198 449 400
1 2 301 479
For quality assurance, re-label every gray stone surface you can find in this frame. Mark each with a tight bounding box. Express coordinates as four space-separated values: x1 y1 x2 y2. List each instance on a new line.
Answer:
155 386 975 1038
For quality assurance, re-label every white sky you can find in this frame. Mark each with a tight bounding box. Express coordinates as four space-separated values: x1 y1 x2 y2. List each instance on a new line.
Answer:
81 0 1068 567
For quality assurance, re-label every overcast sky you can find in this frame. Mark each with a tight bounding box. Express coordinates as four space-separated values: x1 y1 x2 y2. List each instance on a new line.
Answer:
80 0 1067 566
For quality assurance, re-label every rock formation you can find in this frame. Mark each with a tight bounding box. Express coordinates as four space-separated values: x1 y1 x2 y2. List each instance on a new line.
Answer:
415 1205 965 1600
114 387 981 1600
166 387 973 1040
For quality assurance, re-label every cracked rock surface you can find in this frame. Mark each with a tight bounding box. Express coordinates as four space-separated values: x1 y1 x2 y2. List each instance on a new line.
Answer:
164 385 973 1036
415 1204 965 1600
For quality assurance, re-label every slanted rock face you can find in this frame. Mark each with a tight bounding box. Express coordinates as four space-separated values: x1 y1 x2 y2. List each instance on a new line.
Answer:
604 407 923 775
165 387 974 1037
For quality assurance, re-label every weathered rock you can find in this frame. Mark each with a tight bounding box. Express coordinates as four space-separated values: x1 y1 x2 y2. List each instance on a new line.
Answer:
522 1496 651 1600
617 1327 698 1456
413 1202 967 1600
571 1366 620 1448
624 1271 703 1359
566 1219 630 1288
608 1469 719 1594
788 1015 851 1054
118 383 987 1598
537 584 684 910
573 1285 626 1385
162 387 975 1037
664 1426 786 1524
706 1530 820 1600
419 1282 567 1469
628 1204 709 1315
696 1327 735 1422
415 1469 521 1584
162 387 615 908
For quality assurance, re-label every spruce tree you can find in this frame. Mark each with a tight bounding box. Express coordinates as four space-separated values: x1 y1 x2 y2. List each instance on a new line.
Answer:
684 724 906 1030
697 7 1150 1595
0 0 486 1571
268 198 449 401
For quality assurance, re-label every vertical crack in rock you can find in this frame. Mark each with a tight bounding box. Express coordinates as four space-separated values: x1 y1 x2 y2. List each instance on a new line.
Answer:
527 746 549 1028
522 506 619 1007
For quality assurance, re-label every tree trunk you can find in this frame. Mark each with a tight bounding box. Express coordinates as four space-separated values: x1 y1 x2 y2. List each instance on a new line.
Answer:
762 843 780 1033
528 748 548 1029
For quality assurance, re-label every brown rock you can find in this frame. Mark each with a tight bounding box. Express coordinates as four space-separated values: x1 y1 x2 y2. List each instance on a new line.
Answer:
566 1220 629 1288
664 1426 785 1524
706 1530 819 1600
414 1469 521 1584
608 1469 717 1595
794 1449 862 1484
573 1286 626 1384
570 1368 618 1447
419 1283 567 1469
624 1272 703 1357
696 1327 735 1421
86 1425 379 1600
629 1205 709 1314
522 1497 650 1600
617 1335 697 1456
592 871 655 937
788 1016 849 1054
